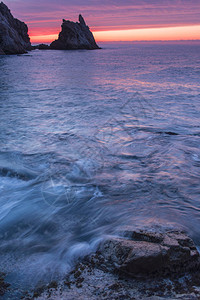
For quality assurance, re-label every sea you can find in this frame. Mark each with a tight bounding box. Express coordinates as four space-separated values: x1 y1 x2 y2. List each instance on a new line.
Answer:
0 42 200 297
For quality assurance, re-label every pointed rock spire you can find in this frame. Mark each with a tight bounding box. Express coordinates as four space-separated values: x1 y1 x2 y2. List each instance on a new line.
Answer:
79 14 86 27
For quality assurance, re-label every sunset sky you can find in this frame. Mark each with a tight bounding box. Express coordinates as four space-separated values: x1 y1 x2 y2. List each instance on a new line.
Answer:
4 0 200 43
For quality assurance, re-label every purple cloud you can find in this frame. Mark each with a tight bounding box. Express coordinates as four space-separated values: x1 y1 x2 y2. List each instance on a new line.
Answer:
3 0 200 34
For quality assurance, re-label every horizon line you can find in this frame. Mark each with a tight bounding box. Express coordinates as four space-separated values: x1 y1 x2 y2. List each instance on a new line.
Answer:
31 40 200 45
30 24 200 44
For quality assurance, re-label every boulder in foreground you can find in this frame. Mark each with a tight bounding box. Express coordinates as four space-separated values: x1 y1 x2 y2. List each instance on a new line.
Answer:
0 2 31 54
98 227 200 277
50 14 100 50
27 227 200 299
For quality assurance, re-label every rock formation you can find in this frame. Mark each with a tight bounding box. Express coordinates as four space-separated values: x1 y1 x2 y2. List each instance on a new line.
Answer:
98 227 200 277
50 14 100 50
26 226 200 299
0 2 31 54
0 4 100 54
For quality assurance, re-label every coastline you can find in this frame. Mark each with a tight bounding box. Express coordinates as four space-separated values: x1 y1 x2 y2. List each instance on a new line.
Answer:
2 225 200 299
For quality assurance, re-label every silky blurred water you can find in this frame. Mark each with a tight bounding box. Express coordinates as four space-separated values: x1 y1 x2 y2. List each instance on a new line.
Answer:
0 42 200 294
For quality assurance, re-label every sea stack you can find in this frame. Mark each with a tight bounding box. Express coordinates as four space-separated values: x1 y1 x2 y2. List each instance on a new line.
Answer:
50 14 100 50
0 2 31 54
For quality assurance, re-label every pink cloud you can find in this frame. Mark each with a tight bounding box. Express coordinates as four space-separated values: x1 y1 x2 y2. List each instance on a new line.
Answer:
3 0 200 40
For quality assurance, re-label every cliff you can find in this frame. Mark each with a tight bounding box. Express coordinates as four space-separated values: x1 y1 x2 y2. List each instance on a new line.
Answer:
0 2 31 54
50 14 100 50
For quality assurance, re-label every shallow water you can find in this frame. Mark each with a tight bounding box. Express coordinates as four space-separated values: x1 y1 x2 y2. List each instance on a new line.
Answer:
0 42 200 294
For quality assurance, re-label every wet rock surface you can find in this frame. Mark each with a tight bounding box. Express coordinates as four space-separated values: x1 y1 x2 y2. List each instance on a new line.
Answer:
0 272 10 296
20 227 200 299
24 261 200 299
98 228 200 276
0 2 31 54
50 14 100 50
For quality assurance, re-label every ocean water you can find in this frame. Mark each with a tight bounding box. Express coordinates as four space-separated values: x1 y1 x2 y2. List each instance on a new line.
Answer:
0 42 200 294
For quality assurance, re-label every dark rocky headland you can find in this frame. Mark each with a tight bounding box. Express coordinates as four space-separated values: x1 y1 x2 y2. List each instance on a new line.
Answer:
0 2 31 54
0 2 100 54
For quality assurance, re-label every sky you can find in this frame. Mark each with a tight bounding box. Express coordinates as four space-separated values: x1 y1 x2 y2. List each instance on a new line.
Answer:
4 0 200 43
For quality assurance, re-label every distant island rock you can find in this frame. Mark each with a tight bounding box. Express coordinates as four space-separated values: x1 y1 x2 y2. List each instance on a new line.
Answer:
32 43 50 50
50 14 100 50
0 2 31 54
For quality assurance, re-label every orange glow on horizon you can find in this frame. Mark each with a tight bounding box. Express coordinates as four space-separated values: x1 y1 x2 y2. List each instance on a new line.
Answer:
94 25 200 42
31 34 58 43
30 25 200 44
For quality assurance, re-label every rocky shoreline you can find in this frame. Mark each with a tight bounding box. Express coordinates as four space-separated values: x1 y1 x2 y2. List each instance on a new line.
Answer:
0 2 100 55
33 263 200 299
1 226 197 299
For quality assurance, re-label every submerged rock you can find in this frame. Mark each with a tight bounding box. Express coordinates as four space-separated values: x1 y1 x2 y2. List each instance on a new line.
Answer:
0 272 10 296
0 2 31 54
98 227 200 277
50 14 100 50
